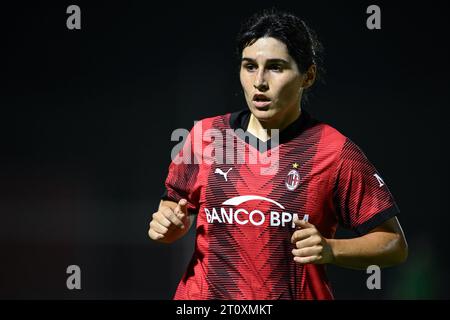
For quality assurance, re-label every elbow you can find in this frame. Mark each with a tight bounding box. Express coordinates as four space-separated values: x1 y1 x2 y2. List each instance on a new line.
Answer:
391 233 408 266
399 237 409 264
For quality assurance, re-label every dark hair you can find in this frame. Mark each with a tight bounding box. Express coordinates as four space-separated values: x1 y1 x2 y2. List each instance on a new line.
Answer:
236 9 325 99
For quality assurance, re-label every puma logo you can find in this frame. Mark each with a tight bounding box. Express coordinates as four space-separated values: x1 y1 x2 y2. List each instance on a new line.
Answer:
214 167 232 182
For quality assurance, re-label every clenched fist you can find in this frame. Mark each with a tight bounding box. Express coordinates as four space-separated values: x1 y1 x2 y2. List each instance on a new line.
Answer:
291 218 335 265
148 198 189 243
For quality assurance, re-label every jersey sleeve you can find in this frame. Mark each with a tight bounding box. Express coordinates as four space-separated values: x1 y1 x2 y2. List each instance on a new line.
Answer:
333 138 400 235
161 124 201 214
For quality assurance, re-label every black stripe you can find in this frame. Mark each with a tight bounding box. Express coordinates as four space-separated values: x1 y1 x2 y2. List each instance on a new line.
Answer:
354 204 400 235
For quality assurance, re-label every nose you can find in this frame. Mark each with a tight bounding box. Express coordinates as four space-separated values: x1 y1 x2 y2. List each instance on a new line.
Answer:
253 70 268 91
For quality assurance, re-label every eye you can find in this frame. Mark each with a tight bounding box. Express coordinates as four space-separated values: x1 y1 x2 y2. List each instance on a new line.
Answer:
268 64 283 72
243 63 257 72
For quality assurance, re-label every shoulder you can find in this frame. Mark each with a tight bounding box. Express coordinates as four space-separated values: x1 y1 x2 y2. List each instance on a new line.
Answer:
315 121 369 163
310 118 349 153
305 115 371 166
190 112 234 132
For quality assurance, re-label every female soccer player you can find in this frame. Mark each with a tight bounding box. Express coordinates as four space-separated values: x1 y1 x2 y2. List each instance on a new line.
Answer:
148 10 408 299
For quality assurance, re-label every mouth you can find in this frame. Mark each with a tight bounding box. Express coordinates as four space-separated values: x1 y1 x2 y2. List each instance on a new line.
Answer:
252 94 271 109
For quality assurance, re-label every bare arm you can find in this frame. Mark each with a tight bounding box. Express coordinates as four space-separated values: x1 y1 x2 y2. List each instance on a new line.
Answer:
291 216 408 270
327 217 408 269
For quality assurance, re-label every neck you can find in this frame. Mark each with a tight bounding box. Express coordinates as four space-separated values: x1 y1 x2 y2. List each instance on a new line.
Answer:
247 108 301 142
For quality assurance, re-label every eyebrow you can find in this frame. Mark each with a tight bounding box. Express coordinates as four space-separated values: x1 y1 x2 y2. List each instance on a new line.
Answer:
241 57 290 64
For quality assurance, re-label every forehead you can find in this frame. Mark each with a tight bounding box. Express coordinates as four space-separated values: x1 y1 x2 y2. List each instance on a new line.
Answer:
242 37 291 61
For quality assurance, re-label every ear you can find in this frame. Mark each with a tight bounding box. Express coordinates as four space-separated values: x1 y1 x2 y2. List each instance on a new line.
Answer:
301 64 317 89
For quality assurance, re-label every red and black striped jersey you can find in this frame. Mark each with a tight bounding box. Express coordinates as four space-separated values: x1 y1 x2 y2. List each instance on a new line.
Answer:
162 108 399 300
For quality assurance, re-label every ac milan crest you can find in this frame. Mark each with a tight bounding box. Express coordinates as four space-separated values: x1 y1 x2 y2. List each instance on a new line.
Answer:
285 168 300 191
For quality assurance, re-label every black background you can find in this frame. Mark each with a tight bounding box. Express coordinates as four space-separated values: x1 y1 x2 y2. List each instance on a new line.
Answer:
1 0 449 299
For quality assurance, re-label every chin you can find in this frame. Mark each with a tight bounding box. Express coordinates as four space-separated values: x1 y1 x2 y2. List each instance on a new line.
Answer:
250 107 277 121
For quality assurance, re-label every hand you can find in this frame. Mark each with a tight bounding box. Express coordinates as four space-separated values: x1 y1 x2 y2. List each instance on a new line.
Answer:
290 218 334 265
148 198 188 241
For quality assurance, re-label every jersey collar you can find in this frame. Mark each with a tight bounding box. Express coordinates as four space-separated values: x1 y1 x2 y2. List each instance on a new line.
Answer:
229 107 314 152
